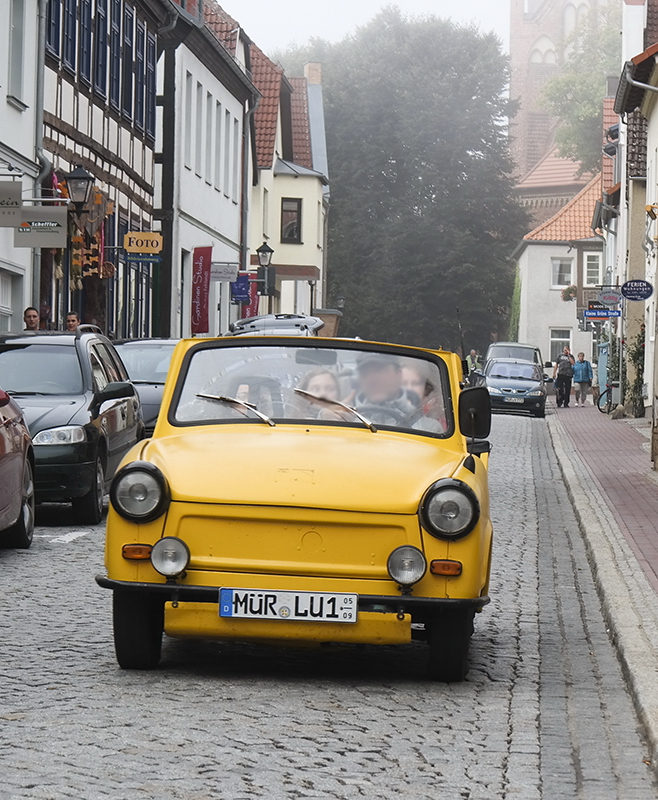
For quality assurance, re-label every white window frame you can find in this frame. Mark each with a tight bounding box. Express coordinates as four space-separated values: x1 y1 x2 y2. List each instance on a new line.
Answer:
551 257 573 288
550 328 572 362
584 251 602 287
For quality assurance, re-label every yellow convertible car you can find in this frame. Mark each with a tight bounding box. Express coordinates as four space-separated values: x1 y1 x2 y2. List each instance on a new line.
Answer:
96 337 493 681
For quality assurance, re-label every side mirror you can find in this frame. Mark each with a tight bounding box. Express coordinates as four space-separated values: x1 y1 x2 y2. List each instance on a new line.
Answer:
95 381 135 404
458 385 491 440
544 361 553 368
0 389 11 408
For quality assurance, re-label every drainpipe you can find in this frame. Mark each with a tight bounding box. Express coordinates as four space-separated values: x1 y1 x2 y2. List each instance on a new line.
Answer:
33 0 52 307
240 96 259 272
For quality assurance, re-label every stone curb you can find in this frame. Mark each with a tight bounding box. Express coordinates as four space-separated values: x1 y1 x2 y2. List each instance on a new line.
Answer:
547 415 658 777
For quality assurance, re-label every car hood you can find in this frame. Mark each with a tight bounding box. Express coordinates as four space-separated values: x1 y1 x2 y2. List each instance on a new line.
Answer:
14 394 88 434
140 426 466 514
486 377 544 392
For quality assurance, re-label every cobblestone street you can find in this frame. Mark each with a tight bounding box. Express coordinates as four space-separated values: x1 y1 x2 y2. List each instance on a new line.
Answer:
0 414 656 799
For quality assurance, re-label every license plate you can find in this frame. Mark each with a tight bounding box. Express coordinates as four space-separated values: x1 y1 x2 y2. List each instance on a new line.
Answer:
219 588 358 623
504 396 524 403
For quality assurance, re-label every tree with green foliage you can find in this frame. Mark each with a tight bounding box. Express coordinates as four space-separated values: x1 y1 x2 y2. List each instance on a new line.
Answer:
277 8 528 351
543 4 622 174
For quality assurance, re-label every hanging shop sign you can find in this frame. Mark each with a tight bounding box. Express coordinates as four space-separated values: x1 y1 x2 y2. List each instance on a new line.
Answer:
598 290 622 306
14 206 67 247
0 181 22 226
621 280 653 301
123 231 163 254
191 246 212 334
210 262 240 282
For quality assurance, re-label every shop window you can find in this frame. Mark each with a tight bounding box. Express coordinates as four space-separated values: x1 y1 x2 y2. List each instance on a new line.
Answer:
281 198 302 244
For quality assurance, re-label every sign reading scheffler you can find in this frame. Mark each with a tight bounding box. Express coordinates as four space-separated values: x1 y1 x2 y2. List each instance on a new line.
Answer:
14 206 67 247
0 181 22 226
191 246 212 334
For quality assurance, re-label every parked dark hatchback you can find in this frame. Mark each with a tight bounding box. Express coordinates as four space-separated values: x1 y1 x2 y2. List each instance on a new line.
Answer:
485 358 548 418
0 328 143 523
113 339 178 437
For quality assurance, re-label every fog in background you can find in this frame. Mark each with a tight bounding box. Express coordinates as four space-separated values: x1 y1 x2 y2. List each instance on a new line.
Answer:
219 0 511 55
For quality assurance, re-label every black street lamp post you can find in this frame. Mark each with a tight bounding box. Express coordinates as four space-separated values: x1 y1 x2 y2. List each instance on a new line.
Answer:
64 164 94 214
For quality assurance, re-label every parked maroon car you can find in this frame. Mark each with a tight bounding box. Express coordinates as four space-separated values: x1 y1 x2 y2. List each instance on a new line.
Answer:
0 387 35 548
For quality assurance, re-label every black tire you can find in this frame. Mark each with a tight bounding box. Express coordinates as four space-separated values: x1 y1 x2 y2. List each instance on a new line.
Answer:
427 609 475 682
112 591 164 670
2 459 35 549
72 453 104 524
597 389 610 414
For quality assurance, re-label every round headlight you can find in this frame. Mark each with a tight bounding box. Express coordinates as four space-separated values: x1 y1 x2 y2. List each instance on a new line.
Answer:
387 545 427 587
420 480 480 540
151 537 190 577
110 462 170 522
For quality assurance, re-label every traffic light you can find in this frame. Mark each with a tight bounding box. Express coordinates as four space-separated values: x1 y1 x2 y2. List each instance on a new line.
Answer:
257 265 276 296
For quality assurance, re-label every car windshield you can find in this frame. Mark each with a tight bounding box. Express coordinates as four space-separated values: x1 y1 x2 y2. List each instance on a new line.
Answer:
488 346 537 362
117 343 176 383
486 362 542 381
172 344 452 436
0 343 83 394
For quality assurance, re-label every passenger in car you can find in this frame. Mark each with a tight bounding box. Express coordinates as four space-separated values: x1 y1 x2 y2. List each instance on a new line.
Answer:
298 368 340 401
354 353 444 432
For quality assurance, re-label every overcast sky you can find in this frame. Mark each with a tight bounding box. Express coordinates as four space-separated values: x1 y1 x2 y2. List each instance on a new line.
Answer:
218 0 511 56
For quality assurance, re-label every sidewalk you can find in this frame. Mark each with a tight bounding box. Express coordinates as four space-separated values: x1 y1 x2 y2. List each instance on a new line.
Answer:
547 400 658 774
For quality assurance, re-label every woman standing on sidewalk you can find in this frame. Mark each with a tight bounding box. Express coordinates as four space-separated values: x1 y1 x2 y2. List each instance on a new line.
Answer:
553 346 575 408
573 352 594 407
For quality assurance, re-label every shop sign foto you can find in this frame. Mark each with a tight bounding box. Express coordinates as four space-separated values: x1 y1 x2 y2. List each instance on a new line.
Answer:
123 231 163 254
0 181 22 226
14 206 67 247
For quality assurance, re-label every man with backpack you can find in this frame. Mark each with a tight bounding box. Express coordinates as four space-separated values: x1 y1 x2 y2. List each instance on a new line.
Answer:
553 346 575 408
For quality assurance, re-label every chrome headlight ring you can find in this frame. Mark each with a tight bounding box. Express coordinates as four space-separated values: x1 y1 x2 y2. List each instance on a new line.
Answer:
110 461 170 523
420 479 480 540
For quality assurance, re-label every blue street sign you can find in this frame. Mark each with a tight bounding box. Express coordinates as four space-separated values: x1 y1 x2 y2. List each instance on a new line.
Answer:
584 309 621 318
126 253 161 263
230 273 250 304
621 280 653 301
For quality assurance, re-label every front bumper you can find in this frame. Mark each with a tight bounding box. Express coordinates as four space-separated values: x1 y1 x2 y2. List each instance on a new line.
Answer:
35 460 95 500
96 575 489 644
489 396 545 412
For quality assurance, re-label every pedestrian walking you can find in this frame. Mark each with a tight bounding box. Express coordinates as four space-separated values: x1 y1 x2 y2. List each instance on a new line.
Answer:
553 346 575 408
573 352 593 407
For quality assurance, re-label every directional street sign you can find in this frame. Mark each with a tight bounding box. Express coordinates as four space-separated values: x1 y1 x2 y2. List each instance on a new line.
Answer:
584 309 621 318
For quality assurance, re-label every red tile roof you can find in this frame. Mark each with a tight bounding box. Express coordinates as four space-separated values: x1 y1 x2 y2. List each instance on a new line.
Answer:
203 1 240 55
602 98 618 192
288 76 313 170
516 146 593 189
249 43 284 169
524 174 602 242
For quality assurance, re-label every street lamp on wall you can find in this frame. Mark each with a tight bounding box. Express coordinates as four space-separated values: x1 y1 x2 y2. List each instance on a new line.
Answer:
64 164 94 214
256 241 274 267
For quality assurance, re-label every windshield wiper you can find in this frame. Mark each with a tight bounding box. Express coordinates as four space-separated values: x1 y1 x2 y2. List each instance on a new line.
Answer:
294 388 377 433
196 393 276 427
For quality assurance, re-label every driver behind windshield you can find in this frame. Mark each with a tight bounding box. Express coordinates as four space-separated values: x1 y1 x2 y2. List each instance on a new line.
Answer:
354 352 443 433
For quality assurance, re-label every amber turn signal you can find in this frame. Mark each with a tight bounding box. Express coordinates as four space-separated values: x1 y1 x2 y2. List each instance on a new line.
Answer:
430 559 462 576
122 543 153 560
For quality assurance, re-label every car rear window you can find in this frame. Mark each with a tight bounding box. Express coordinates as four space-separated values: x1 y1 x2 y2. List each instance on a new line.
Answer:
0 344 83 395
171 344 453 437
116 343 176 383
